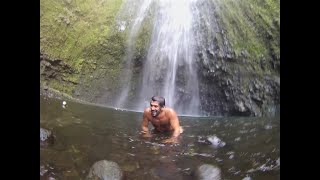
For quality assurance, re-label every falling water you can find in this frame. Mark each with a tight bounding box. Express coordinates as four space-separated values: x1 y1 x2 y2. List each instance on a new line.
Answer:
115 0 219 116
114 0 154 110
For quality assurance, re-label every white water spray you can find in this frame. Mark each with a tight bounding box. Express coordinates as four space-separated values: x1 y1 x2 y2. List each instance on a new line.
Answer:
115 0 219 116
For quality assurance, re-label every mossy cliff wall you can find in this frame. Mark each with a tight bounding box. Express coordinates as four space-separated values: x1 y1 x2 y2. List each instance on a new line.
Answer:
40 0 280 116
40 0 125 103
196 0 280 116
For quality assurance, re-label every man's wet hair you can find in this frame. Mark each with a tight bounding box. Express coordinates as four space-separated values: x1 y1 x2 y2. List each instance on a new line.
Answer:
151 96 165 107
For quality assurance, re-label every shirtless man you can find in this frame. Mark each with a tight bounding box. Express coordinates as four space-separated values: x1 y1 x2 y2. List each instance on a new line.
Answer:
140 96 183 144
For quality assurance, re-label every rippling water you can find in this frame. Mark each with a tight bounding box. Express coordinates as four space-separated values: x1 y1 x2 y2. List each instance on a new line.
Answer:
40 95 279 180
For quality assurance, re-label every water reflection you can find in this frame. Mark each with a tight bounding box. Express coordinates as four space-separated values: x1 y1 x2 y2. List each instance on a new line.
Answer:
40 96 279 180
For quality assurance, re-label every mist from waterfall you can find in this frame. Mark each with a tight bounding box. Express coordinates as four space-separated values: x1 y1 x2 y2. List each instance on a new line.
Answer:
114 0 219 116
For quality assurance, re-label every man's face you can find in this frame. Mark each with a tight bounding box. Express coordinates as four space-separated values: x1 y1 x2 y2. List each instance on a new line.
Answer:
150 101 161 117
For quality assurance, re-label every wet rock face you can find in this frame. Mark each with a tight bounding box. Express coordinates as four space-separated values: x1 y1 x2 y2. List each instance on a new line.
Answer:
194 164 221 180
40 52 279 117
87 160 123 180
197 56 280 116
40 52 76 84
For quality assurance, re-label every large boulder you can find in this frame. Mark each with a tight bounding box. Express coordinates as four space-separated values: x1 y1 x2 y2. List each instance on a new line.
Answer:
194 164 221 180
87 160 123 180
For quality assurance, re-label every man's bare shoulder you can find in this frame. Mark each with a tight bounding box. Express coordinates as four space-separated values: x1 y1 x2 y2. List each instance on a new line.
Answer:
143 108 151 118
163 107 174 112
164 107 178 116
144 107 151 113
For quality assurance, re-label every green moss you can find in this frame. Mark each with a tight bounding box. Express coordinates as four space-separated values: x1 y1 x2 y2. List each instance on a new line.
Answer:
83 30 126 79
63 74 79 84
40 0 124 93
214 0 279 61
48 79 74 94
40 0 123 64
132 25 151 65
72 58 84 73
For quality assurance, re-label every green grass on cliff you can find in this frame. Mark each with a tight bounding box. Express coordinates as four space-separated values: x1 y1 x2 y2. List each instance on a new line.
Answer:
215 0 280 61
40 0 280 95
40 0 124 93
40 0 123 64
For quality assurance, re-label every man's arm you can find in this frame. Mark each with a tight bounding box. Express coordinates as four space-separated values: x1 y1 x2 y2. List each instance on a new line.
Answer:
169 109 181 138
141 108 152 137
162 109 181 143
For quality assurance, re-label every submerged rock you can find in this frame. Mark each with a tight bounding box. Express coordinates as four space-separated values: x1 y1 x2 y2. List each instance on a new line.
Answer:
40 163 58 180
242 176 252 180
40 128 54 146
195 164 221 180
207 135 226 148
87 160 123 180
40 128 52 141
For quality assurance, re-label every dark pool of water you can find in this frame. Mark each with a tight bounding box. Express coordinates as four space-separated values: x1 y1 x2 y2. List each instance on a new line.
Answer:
40 95 279 180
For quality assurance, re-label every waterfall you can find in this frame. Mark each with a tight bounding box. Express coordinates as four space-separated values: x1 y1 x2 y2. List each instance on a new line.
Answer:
115 0 218 116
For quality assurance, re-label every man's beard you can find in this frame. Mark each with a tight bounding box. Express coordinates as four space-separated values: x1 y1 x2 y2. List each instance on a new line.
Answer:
151 109 160 117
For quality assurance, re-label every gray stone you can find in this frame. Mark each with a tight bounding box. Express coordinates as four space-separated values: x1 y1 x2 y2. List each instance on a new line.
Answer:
242 176 252 180
207 135 226 148
40 165 48 176
236 101 246 112
195 164 221 180
87 160 123 180
40 128 52 142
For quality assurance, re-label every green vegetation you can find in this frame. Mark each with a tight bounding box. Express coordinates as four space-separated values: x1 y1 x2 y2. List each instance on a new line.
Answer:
40 0 123 62
214 0 280 61
40 0 124 94
40 0 280 104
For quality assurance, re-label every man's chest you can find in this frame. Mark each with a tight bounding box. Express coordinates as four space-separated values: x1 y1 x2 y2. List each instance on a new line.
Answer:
150 117 170 125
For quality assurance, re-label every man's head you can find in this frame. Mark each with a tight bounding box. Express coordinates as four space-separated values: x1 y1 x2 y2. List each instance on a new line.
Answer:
150 96 165 117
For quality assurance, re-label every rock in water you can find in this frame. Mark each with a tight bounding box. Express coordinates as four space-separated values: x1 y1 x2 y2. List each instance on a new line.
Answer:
242 176 252 180
62 101 67 108
87 160 123 180
207 135 226 148
195 164 221 180
40 128 52 142
40 128 54 146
